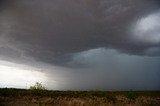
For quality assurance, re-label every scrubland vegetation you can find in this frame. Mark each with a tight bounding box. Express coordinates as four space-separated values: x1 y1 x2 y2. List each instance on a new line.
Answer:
0 88 160 106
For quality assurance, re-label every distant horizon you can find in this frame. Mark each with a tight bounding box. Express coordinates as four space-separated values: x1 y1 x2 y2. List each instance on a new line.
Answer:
1 87 160 92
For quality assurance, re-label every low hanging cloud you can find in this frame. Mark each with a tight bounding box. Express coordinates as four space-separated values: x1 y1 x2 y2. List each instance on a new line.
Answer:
56 48 160 90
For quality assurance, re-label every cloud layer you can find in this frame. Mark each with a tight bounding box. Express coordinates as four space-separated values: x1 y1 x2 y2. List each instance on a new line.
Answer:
0 0 160 90
0 0 160 65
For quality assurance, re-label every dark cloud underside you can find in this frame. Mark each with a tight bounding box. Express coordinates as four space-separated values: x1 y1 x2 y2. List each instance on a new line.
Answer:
0 0 160 65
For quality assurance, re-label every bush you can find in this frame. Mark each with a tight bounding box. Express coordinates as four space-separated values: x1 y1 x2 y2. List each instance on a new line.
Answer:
29 82 46 90
124 91 138 100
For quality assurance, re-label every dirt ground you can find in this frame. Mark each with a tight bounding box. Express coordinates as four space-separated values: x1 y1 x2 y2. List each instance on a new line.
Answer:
0 96 160 106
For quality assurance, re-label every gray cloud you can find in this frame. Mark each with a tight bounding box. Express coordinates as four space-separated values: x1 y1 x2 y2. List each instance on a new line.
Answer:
50 48 160 90
0 0 160 90
0 0 160 66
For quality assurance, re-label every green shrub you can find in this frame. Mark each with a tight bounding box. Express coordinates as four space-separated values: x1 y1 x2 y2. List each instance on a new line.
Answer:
29 82 46 90
124 91 138 100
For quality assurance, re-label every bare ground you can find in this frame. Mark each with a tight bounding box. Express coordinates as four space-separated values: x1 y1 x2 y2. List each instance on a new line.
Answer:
0 96 160 106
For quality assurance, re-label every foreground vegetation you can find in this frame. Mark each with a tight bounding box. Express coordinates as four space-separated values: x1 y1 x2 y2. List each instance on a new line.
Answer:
0 88 160 106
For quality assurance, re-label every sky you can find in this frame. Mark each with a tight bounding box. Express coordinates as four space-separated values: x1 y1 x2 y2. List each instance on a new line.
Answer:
0 0 160 90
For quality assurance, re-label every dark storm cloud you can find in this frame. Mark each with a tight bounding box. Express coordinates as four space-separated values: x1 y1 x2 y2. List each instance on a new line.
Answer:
0 0 160 90
1 0 160 66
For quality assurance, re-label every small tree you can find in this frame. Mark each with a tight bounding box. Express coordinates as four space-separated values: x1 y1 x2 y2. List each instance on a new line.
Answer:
30 82 46 90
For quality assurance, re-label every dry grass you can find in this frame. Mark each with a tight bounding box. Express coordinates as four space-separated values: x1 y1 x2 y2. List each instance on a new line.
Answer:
0 88 160 106
1 96 160 106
